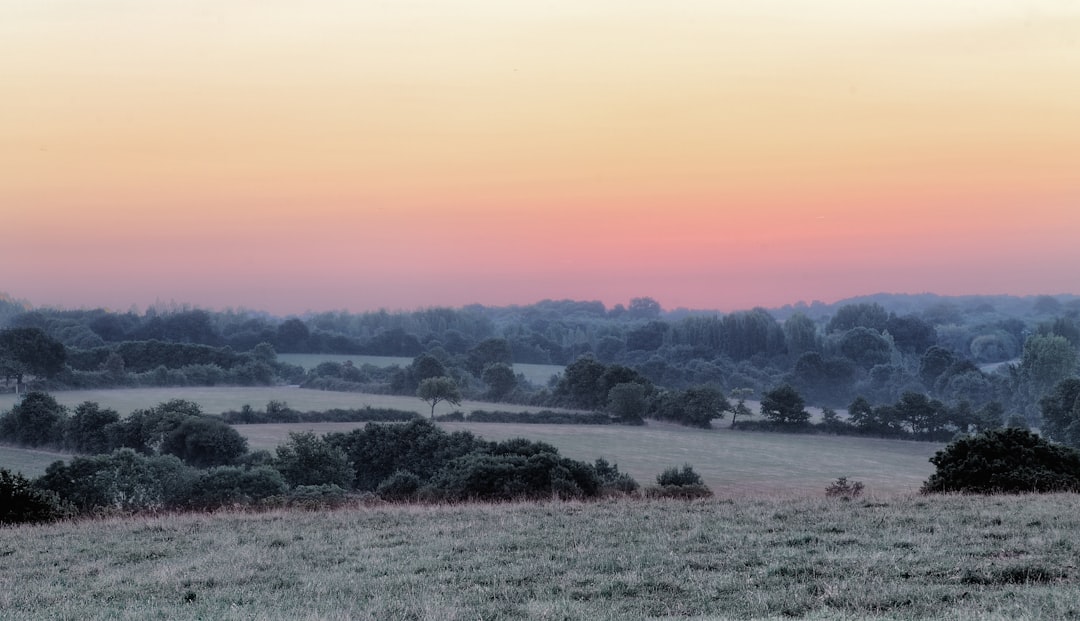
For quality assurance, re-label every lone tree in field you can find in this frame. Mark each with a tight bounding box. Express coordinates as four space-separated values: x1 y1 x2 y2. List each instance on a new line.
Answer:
417 376 462 419
760 384 810 425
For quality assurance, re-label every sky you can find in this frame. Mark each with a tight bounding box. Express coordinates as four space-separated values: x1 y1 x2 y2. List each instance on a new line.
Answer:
2 1 1079 315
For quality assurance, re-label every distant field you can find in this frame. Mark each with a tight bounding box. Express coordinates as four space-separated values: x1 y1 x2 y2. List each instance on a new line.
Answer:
4 494 1078 620
0 386 576 418
0 385 929 492
276 353 564 387
237 420 940 497
0 445 67 477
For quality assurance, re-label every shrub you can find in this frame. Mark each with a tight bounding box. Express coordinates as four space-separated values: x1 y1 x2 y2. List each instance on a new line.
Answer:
657 464 703 487
593 458 639 494
160 416 248 467
376 469 422 501
825 477 864 499
0 468 72 525
64 401 120 454
274 432 354 488
922 428 1080 494
651 464 712 499
36 449 196 514
181 466 288 510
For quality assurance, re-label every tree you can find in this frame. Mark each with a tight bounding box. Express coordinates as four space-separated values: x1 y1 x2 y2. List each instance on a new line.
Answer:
760 385 809 425
628 297 662 320
481 363 517 400
838 327 894 370
65 401 120 454
729 388 754 428
0 327 67 386
783 312 819 357
417 376 462 418
0 468 70 525
273 432 353 487
1020 335 1078 400
607 382 647 425
826 303 889 333
919 346 957 387
159 416 249 467
466 338 513 375
652 386 731 428
1039 378 1080 448
0 391 67 447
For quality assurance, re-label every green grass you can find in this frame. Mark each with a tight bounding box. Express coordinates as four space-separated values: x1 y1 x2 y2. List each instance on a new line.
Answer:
237 420 940 497
3 494 1078 620
0 445 67 478
276 353 565 386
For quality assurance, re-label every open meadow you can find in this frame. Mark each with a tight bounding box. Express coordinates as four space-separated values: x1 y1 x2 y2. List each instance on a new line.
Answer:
0 386 937 492
276 353 564 387
3 494 1078 620
237 421 940 497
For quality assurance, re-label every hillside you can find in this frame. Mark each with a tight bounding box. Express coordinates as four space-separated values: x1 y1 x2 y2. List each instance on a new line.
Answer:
3 494 1078 620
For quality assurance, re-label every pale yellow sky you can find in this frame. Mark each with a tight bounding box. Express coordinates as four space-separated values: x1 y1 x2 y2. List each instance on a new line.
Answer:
2 1 1079 312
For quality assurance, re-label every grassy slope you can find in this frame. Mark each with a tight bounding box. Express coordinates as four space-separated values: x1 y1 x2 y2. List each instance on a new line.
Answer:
3 494 1078 620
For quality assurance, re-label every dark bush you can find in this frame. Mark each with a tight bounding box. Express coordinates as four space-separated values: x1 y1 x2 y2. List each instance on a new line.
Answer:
273 432 353 488
376 469 422 501
825 477 864 499
36 449 196 513
593 458 639 494
0 468 72 525
160 416 248 467
922 428 1080 494
181 466 288 509
657 464 704 487
220 405 418 425
424 450 600 502
327 419 482 492
64 401 120 454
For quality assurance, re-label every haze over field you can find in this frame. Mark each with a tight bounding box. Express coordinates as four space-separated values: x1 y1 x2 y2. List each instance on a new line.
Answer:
3 1 1079 314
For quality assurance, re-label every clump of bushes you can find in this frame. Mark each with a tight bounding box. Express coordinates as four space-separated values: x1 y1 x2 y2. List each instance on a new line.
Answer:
921 428 1080 494
825 477 864 499
0 468 73 525
647 464 712 499
219 402 419 424
0 394 247 468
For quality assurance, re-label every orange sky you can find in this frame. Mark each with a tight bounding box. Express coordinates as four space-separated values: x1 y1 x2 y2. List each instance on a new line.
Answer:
2 1 1079 314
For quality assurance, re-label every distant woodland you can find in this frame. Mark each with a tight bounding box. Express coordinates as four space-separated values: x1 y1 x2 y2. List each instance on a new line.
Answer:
2 292 1079 440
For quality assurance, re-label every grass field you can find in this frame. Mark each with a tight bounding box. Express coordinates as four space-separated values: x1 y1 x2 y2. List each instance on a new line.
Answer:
0 445 68 477
3 494 1078 620
237 421 940 497
0 385 937 492
0 386 576 419
276 353 564 387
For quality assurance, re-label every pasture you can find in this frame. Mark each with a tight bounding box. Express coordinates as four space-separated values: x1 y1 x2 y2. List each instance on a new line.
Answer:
276 353 564 387
238 421 940 497
4 494 1078 620
0 386 936 491
0 386 574 419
